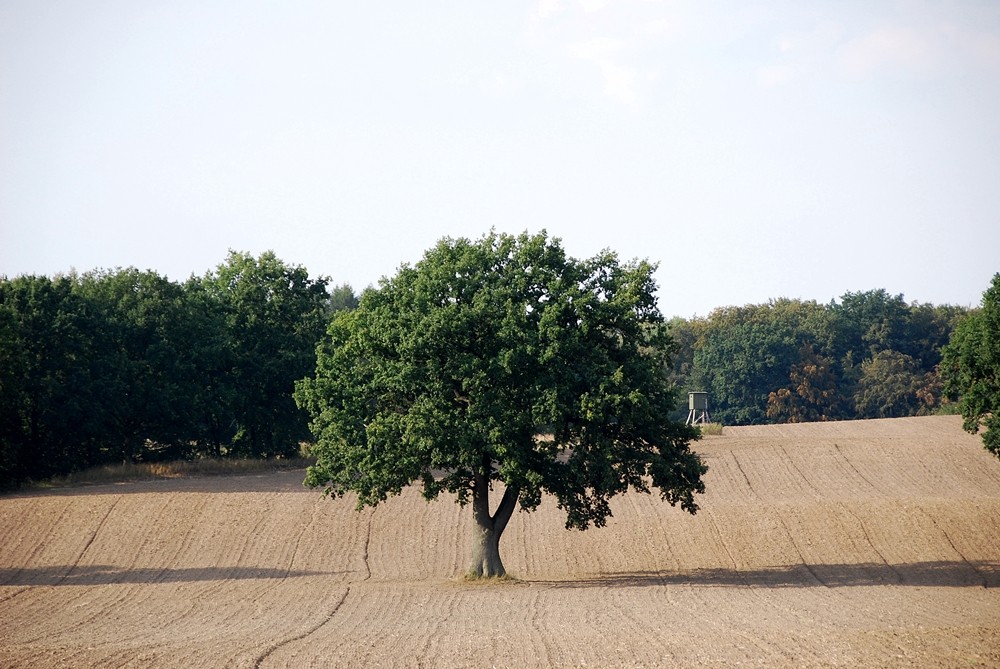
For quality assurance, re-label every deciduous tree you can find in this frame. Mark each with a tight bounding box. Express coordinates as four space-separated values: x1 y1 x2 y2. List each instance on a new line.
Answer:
942 273 1000 458
766 343 843 422
76 268 202 462
689 308 798 425
0 275 100 485
853 349 925 419
295 232 706 578
200 251 330 458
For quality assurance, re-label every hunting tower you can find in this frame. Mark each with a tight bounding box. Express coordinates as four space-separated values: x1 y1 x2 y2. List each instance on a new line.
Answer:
685 392 710 426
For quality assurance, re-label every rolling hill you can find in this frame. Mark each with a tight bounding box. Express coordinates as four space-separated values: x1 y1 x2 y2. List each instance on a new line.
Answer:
2 415 999 668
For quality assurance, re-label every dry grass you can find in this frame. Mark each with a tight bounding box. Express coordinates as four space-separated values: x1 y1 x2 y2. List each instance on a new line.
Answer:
457 573 524 586
696 422 724 436
31 457 314 490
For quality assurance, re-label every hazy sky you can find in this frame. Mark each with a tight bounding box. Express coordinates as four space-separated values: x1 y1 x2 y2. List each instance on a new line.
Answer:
2 1 998 318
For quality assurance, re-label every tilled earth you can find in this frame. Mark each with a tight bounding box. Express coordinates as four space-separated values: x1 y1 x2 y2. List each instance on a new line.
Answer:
2 415 999 668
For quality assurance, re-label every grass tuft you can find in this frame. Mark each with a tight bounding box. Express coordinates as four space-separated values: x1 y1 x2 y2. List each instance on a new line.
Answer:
459 573 523 585
697 423 725 436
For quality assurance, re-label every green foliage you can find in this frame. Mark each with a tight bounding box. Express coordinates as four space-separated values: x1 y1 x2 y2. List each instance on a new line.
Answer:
0 275 101 484
688 304 801 425
1 252 334 489
296 231 705 574
175 277 238 456
327 283 359 313
662 316 702 420
907 302 968 369
198 251 330 459
74 268 205 462
942 274 1000 458
853 350 927 419
767 343 843 423
0 241 976 490
830 289 911 359
670 293 967 426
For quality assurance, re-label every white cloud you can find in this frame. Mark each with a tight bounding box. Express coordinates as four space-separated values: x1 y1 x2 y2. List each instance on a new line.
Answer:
478 74 524 99
751 4 1000 89
837 26 934 79
579 0 608 13
942 24 1000 72
571 35 621 61
523 0 680 107
527 0 566 37
752 20 844 89
756 63 804 89
638 18 674 37
536 0 564 20
571 37 641 107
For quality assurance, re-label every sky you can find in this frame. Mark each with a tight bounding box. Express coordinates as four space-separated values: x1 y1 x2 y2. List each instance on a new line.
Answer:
2 1 999 319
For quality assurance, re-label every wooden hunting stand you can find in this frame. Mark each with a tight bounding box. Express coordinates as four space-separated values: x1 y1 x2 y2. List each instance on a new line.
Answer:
685 392 710 425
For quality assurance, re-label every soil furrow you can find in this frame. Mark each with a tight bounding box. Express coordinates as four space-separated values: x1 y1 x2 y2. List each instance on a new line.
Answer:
3 416 1000 668
253 586 351 669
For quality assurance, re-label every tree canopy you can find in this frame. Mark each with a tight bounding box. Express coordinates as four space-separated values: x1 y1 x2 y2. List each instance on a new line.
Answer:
942 273 1000 458
0 275 101 481
197 251 331 458
295 231 706 577
1 253 352 489
669 293 966 425
1 241 977 492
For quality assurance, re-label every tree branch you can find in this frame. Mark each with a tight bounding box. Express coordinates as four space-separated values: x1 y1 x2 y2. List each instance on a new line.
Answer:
492 484 520 537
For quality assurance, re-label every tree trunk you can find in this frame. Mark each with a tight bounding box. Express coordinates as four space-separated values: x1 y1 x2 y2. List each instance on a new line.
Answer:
468 459 519 578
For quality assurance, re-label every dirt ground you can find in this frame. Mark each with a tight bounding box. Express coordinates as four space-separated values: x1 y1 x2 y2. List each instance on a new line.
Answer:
2 415 1000 668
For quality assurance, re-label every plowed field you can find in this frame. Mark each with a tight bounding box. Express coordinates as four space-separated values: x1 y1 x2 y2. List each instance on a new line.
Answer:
3 415 1000 668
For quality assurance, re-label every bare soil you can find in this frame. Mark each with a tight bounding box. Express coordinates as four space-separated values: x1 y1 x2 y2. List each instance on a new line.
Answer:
2 415 999 668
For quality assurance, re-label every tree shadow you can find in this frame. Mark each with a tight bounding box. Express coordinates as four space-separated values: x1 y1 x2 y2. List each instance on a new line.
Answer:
0 565 345 587
533 560 1000 589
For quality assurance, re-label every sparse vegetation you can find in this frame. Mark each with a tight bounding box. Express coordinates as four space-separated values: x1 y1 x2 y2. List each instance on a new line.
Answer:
697 423 724 436
459 573 523 585
24 456 314 490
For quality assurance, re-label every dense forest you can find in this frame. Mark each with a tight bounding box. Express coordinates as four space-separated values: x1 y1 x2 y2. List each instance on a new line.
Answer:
0 252 357 487
665 291 969 425
0 251 976 488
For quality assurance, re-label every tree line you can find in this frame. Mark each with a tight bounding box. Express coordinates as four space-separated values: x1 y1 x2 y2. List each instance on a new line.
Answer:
1 244 989 489
1 251 356 487
291 232 995 579
665 290 971 426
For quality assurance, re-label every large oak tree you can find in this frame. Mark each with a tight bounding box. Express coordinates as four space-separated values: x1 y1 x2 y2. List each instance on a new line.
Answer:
295 231 706 578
